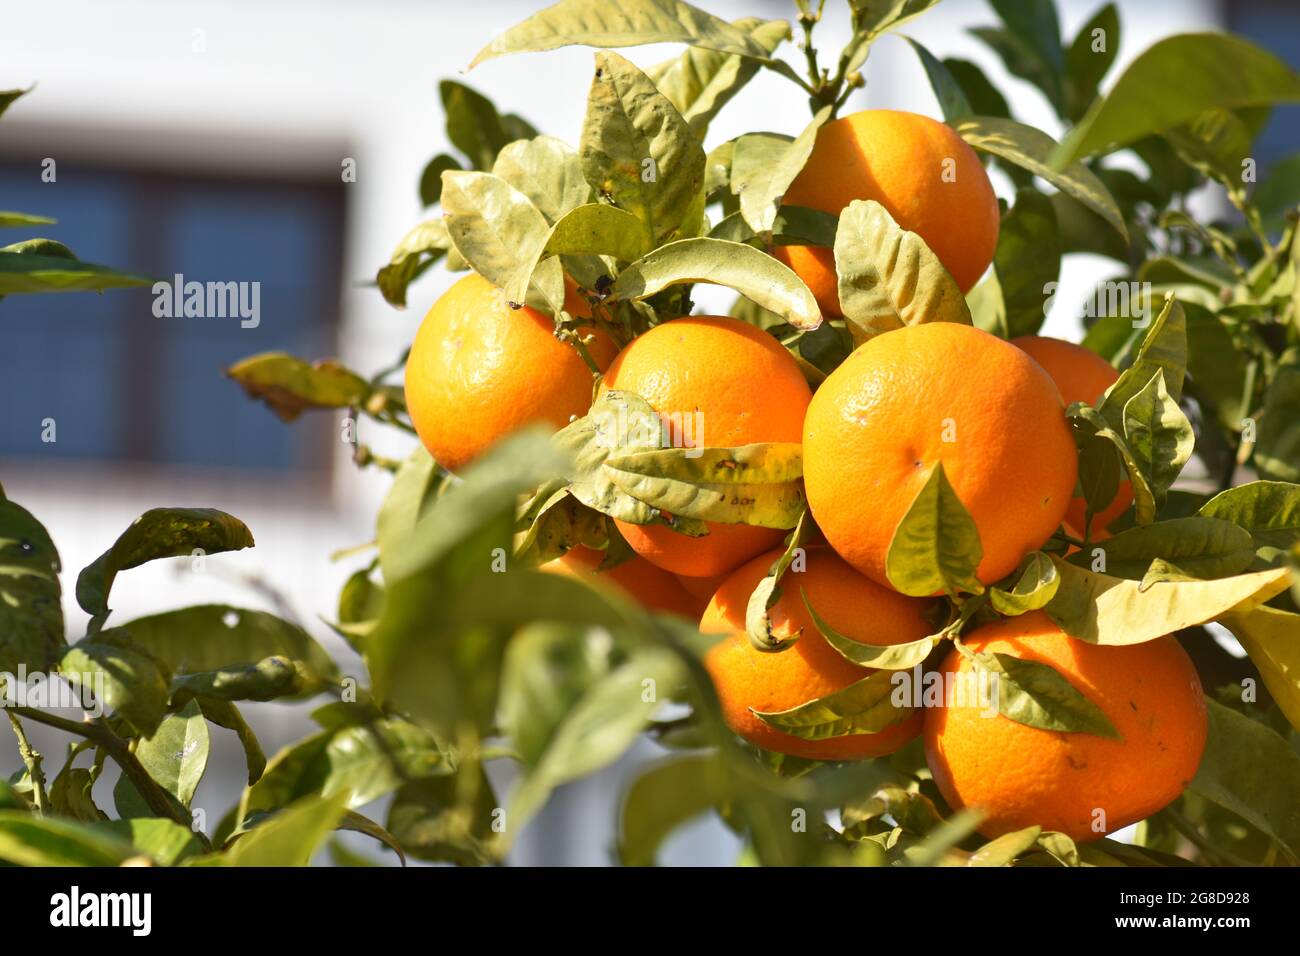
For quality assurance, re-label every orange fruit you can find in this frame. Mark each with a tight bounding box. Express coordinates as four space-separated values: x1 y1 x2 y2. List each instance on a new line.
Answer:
774 109 999 316
544 546 703 618
803 323 1077 588
405 272 617 472
923 611 1207 842
1012 335 1132 541
674 570 729 604
603 316 813 577
702 548 936 760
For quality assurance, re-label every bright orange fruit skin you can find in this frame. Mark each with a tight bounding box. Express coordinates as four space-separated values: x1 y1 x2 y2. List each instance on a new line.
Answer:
674 570 730 603
604 316 813 578
543 546 704 618
923 611 1208 842
702 548 935 760
405 272 617 472
1012 335 1133 541
803 323 1077 589
774 109 999 316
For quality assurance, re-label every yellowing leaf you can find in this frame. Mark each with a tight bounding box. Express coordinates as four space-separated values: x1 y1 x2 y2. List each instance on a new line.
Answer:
1220 606 1300 732
834 199 972 342
1046 558 1290 645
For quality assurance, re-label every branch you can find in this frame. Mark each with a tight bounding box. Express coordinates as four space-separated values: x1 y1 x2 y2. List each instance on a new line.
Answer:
5 711 48 814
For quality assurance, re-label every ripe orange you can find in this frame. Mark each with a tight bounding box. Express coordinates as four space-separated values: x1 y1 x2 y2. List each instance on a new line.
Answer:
774 109 999 316
405 272 617 472
1012 335 1132 541
674 570 729 604
923 611 1207 842
543 546 704 618
803 322 1077 588
702 548 936 760
603 316 813 577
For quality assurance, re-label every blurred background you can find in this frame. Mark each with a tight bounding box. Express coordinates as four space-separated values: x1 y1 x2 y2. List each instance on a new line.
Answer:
1 0 1297 865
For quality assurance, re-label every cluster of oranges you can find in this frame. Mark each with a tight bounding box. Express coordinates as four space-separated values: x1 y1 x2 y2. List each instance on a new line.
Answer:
404 110 1206 843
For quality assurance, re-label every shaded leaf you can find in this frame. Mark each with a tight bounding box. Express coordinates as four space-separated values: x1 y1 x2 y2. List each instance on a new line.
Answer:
76 508 254 623
226 353 372 423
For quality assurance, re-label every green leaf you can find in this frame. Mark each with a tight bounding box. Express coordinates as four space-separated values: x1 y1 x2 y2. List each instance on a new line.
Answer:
214 793 350 867
510 646 683 831
647 17 790 138
1163 106 1270 189
1056 33 1300 166
0 211 56 228
1070 516 1255 581
955 116 1128 242
619 753 736 865
226 352 372 423
844 0 942 73
904 37 972 121
76 508 254 624
0 87 31 121
116 605 337 688
1199 481 1300 554
492 136 593 227
989 0 1066 99
809 594 942 669
611 237 820 330
731 107 832 236
376 218 451 308
376 446 442 582
741 513 809 652
499 623 621 766
834 199 972 343
0 250 152 294
58 641 170 735
603 442 806 529
470 0 782 68
387 768 498 866
1185 301 1248 430
0 812 135 866
885 462 983 597
440 80 512 171
171 655 301 703
968 647 1120 738
1120 369 1194 507
966 826 1043 866
1097 295 1188 416
753 669 910 740
1255 352 1300 483
538 201 650 265
367 432 633 737
418 153 461 207
1064 2 1119 121
440 170 554 310
0 497 64 674
239 718 447 817
989 551 1060 615
993 188 1061 338
97 818 203 865
196 699 266 785
944 58 1012 119
114 699 210 814
1189 700 1300 859
321 721 450 807
49 767 105 823
579 51 705 248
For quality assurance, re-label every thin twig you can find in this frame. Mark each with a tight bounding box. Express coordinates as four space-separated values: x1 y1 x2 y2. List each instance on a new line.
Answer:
5 710 48 814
